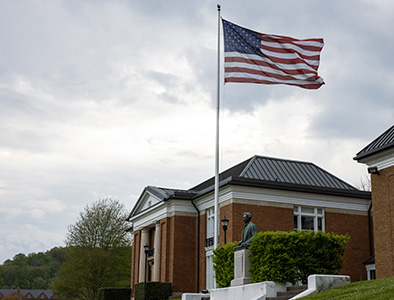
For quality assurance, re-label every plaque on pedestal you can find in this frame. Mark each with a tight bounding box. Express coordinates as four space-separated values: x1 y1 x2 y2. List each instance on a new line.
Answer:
231 248 251 286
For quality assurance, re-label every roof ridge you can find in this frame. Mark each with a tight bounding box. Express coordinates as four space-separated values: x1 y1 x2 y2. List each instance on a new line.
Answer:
239 155 258 177
253 155 315 165
354 125 394 161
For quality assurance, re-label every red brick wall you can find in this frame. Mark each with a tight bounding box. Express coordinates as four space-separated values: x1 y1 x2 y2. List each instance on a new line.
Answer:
220 202 293 244
219 201 369 282
371 165 394 279
131 194 371 294
325 211 370 281
132 215 197 294
131 230 141 295
160 218 169 282
170 214 198 293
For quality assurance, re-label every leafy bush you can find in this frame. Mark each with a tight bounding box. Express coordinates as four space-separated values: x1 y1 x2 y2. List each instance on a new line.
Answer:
212 242 237 288
98 287 131 300
249 231 349 284
134 281 172 300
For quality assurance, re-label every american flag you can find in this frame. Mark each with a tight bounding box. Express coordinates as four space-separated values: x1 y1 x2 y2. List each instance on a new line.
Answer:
222 19 325 90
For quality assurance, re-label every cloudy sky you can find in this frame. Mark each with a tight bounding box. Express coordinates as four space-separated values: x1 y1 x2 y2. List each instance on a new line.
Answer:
0 0 393 263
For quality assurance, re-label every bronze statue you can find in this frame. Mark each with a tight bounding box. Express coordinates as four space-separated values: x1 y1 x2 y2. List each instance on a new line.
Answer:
235 212 257 250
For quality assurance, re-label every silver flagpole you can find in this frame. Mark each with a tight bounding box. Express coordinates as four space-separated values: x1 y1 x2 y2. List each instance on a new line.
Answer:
214 4 221 254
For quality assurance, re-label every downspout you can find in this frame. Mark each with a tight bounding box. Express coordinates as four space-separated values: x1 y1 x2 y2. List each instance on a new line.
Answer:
368 201 373 256
191 200 200 293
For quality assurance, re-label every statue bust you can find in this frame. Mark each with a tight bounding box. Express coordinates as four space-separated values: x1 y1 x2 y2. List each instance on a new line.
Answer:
235 212 258 250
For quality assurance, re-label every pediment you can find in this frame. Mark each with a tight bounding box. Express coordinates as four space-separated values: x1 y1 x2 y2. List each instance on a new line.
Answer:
130 188 163 217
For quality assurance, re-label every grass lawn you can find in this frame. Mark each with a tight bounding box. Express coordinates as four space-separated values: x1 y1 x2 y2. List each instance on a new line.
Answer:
300 277 394 300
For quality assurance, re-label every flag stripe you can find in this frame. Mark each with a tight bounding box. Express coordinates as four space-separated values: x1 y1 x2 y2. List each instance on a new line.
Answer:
260 49 321 69
225 76 324 90
225 53 317 73
261 44 322 61
225 67 321 83
225 63 317 80
261 36 324 50
222 19 324 89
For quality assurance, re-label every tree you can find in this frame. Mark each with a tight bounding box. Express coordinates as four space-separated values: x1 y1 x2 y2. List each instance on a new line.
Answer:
358 175 371 191
52 198 132 300
0 248 66 289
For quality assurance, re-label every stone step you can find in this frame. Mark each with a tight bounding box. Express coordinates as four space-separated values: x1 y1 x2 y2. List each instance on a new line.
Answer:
286 285 307 292
266 285 307 300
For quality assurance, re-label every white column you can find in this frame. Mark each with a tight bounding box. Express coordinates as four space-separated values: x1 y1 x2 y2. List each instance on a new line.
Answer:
153 222 161 281
139 228 150 282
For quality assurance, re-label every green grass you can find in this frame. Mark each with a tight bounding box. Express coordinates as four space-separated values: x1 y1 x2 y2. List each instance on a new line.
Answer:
300 277 394 300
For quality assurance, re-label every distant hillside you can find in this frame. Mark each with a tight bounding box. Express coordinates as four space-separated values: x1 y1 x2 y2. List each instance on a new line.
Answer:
0 247 66 289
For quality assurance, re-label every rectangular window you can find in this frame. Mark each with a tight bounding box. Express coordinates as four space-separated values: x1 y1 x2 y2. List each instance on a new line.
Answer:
206 251 214 290
207 207 215 238
294 206 325 231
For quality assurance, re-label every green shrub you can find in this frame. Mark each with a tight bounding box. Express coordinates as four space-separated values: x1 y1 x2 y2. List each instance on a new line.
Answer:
98 287 131 300
212 242 237 287
249 231 349 284
134 281 172 300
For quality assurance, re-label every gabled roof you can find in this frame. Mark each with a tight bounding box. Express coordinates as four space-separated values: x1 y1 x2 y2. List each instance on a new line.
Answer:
0 289 54 298
128 155 370 219
354 125 394 161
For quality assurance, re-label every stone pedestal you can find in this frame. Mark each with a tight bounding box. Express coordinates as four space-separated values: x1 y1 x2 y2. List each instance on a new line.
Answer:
231 248 251 286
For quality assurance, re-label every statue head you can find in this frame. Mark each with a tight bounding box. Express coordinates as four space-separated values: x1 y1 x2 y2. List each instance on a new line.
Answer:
242 212 252 223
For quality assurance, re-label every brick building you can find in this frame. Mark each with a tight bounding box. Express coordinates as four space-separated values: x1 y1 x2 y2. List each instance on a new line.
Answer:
354 125 394 279
127 155 371 296
0 289 57 300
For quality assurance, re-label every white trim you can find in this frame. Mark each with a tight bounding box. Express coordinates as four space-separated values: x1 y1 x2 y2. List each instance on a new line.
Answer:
206 250 215 290
131 183 370 231
130 199 197 231
230 186 370 212
365 264 376 280
359 148 394 170
294 206 325 231
193 185 369 213
132 191 162 217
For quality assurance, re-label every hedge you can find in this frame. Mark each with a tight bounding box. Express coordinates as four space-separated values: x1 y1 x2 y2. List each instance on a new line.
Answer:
212 231 349 287
134 281 172 300
249 231 349 284
212 242 237 288
98 287 131 300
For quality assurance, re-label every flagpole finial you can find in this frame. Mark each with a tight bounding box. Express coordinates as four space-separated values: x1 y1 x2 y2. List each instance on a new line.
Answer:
217 4 221 11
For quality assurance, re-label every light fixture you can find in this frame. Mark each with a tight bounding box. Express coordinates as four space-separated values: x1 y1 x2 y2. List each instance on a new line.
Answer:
221 217 229 244
368 166 379 175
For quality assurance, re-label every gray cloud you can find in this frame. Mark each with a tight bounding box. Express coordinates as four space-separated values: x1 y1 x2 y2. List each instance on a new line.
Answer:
0 0 393 263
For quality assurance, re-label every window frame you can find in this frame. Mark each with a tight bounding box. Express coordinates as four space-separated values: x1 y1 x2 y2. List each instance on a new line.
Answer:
294 205 325 232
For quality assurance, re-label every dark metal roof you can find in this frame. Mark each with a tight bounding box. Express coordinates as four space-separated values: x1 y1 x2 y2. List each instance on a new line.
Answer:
146 186 197 200
190 155 369 198
240 156 356 190
354 125 394 161
363 254 375 265
130 155 371 219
